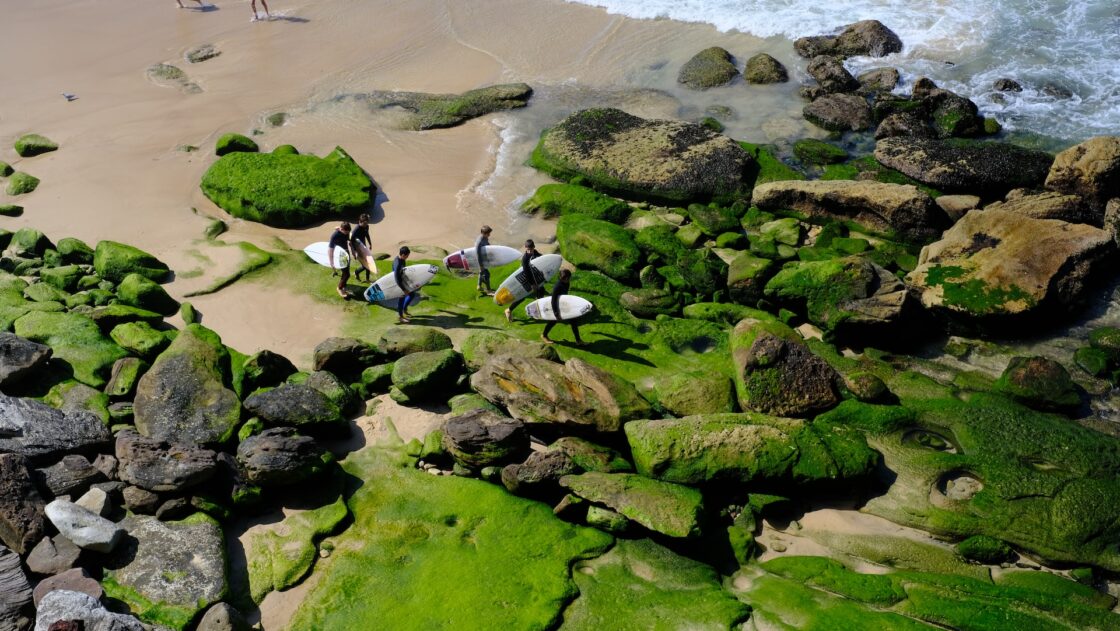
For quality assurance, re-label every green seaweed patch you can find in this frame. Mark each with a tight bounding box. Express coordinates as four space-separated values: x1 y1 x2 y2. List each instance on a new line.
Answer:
923 265 1035 316
738 142 805 186
522 183 631 224
183 241 273 297
823 156 942 198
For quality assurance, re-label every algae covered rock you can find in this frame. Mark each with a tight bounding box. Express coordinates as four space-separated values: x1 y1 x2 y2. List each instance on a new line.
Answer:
562 539 751 630
471 355 652 433
549 437 632 473
677 47 739 89
803 93 873 132
377 324 452 357
200 146 374 228
744 53 788 84
13 311 127 388
237 427 330 486
243 384 343 431
114 429 217 492
441 409 530 469
730 316 840 416
807 55 859 94
530 108 754 204
560 472 703 538
639 369 735 416
109 321 170 359
907 209 1113 321
352 83 532 130
556 214 642 283
116 273 178 316
13 134 58 157
460 329 558 370
214 133 258 156
133 324 241 444
793 138 849 165
874 137 1054 197
93 240 170 283
993 356 1082 412
795 20 903 59
625 413 877 486
390 349 463 402
5 172 39 196
620 287 679 318
956 535 1013 564
522 183 631 223
727 252 774 305
103 513 227 631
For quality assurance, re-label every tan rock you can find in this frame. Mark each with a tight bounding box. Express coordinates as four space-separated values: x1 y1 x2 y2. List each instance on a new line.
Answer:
983 190 1085 223
1045 136 1120 218
934 194 980 221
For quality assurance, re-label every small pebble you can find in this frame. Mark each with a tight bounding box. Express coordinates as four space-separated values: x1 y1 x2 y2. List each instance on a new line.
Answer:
771 541 788 552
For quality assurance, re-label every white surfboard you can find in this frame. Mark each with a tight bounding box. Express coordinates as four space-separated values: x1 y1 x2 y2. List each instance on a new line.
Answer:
363 264 439 302
494 254 563 306
526 295 593 321
304 242 349 268
443 245 520 272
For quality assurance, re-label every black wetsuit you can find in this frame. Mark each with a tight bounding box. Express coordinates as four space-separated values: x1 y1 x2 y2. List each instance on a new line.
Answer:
475 233 491 291
328 229 350 291
350 224 372 281
507 248 543 314
542 275 583 343
393 256 416 316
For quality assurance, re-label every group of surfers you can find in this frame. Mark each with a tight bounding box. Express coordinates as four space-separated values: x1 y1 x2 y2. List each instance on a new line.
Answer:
326 220 584 345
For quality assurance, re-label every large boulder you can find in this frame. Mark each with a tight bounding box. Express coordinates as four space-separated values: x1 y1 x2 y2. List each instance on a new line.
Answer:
312 337 382 377
93 241 169 283
13 133 58 158
794 20 903 59
237 427 330 486
530 108 754 204
874 137 1054 198
471 356 652 433
556 214 642 283
377 325 452 358
559 472 703 538
12 311 128 388
0 395 110 461
243 385 343 430
115 430 218 493
0 455 45 555
982 190 1086 223
441 410 530 469
726 253 774 305
638 369 735 416
133 325 241 444
44 500 123 553
116 273 177 316
200 146 374 228
103 514 227 631
802 93 873 132
459 330 558 370
500 450 579 497
730 317 840 416
907 209 1114 320
521 183 632 224
35 589 145 631
236 349 297 396
625 413 877 485
0 332 51 387
677 47 739 89
806 55 859 94
390 349 464 402
752 179 946 242
744 53 788 84
993 356 1081 412
1044 136 1120 218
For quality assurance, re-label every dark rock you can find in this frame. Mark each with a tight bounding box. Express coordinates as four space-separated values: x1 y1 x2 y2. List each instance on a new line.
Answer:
0 454 45 555
237 349 296 395
26 536 81 576
154 498 192 521
441 410 530 469
744 53 788 84
32 568 101 607
0 332 51 387
304 370 360 416
1041 83 1073 99
803 93 872 132
391 349 464 402
501 451 579 497
993 78 1023 92
678 47 740 89
0 395 110 462
236 427 329 486
994 356 1082 412
243 384 344 431
874 137 1055 197
44 500 123 553
1045 136 1120 219
34 456 104 499
806 55 859 93
925 88 986 138
115 429 218 493
875 112 935 139
795 20 903 59
0 545 32 631
35 589 144 630
312 337 383 377
857 67 899 94
731 319 840 417
121 486 160 515
196 603 249 631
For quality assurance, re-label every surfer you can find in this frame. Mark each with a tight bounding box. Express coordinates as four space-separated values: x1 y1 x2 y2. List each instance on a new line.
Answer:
350 213 375 283
328 222 352 299
475 225 494 296
393 246 417 323
541 268 584 346
251 0 271 20
504 239 544 322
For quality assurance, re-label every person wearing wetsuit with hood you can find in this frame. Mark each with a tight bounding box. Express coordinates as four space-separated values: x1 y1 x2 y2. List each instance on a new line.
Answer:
541 268 584 345
393 246 417 323
504 239 543 322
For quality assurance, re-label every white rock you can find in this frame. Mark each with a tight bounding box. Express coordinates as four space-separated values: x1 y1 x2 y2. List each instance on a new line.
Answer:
35 589 144 631
75 487 112 517
44 500 123 553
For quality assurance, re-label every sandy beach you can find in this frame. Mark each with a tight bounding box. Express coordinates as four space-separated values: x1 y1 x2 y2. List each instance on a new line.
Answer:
0 0 811 363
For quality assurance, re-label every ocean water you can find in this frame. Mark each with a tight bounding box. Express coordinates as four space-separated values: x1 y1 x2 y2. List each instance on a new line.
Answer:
565 0 1120 142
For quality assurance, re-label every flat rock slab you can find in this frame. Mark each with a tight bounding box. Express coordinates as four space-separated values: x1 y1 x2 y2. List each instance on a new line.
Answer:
0 394 111 462
34 589 144 631
32 567 101 606
115 429 218 493
875 137 1054 197
26 535 81 576
44 500 123 554
0 545 32 631
560 472 704 538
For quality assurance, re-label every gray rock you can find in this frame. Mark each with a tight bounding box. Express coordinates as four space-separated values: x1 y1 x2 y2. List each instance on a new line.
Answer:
44 500 123 553
25 536 81 576
677 47 740 90
875 112 935 140
32 568 101 607
185 44 220 64
802 93 872 132
34 455 104 499
744 53 787 84
0 395 111 462
0 332 51 387
154 498 192 522
312 337 383 377
196 603 249 631
103 514 227 628
993 78 1022 92
441 410 530 469
237 349 296 395
120 486 160 515
0 454 46 555
75 487 111 518
874 136 1054 197
304 370 360 416
115 429 217 493
731 320 840 417
243 385 343 430
236 427 329 486
91 454 118 480
501 450 579 497
34 589 144 631
795 20 903 59
0 545 32 631
857 67 900 94
806 55 859 94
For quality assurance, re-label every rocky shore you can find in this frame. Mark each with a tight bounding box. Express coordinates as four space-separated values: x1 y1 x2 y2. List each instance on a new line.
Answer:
3 15 1120 631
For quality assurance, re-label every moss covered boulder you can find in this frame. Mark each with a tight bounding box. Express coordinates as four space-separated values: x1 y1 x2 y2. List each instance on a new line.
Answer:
875 137 1054 197
441 409 530 469
562 539 751 629
907 209 1113 321
116 273 178 316
677 47 740 89
133 325 241 444
352 83 532 130
620 287 679 318
560 472 703 538
730 316 840 417
522 183 631 223
530 108 754 205
390 349 464 402
213 132 258 156
5 172 39 196
727 252 775 305
243 384 344 431
471 355 651 433
12 311 127 388
639 369 735 416
459 329 558 370
993 356 1081 412
109 321 170 360
625 412 877 486
1045 135 1120 217
93 241 169 283
556 214 642 283
289 441 613 628
200 146 374 228
794 139 849 165
13 134 58 158
745 53 788 84
377 324 452 358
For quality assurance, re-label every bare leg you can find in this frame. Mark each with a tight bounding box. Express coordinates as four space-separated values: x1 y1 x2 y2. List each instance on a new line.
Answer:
177 0 185 7
261 0 270 16
250 0 259 18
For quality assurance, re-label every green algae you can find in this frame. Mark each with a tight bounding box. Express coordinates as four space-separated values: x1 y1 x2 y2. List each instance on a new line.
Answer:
13 310 127 388
6 172 40 195
922 264 1035 316
738 142 804 186
560 472 704 538
182 241 273 297
289 439 613 630
522 183 631 224
556 214 642 283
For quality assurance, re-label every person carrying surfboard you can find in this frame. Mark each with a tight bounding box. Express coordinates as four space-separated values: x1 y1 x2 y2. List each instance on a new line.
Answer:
393 246 418 323
504 239 544 322
540 268 584 346
328 222 352 299
350 213 376 283
475 225 494 296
